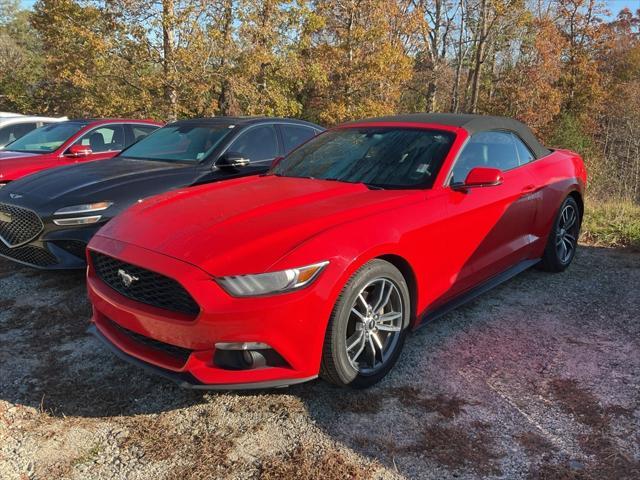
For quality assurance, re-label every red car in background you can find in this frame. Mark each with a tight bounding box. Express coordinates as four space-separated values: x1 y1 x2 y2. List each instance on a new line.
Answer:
87 113 586 390
0 119 161 187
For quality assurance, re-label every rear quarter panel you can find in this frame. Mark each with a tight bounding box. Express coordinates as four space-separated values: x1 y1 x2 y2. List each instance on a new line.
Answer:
526 149 586 256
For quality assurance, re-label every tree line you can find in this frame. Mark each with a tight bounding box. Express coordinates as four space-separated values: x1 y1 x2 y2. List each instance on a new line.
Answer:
0 0 639 201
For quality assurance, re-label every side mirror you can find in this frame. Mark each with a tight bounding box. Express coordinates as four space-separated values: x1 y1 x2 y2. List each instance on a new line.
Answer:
217 152 250 169
66 144 92 158
453 167 503 190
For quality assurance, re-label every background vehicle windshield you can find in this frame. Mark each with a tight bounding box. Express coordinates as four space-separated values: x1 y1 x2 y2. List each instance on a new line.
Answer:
121 124 231 163
3 122 85 153
272 127 455 189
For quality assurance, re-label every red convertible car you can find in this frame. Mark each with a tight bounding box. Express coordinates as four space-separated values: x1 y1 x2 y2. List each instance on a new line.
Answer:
87 113 586 389
0 119 161 186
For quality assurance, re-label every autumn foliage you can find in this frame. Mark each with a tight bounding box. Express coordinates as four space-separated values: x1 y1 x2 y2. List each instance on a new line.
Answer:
0 0 639 201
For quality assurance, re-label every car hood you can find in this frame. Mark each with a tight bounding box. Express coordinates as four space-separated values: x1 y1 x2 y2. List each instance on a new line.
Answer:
1 157 196 212
0 150 41 161
97 175 419 275
0 151 52 181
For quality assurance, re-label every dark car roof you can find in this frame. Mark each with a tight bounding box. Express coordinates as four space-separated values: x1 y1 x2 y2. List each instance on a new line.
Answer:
169 116 324 130
347 112 550 159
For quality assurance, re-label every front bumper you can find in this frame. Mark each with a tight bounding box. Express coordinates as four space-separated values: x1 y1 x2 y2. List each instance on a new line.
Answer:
88 325 317 389
0 223 102 269
87 236 337 389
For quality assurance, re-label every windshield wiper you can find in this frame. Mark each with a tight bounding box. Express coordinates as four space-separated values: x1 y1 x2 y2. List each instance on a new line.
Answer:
365 183 386 190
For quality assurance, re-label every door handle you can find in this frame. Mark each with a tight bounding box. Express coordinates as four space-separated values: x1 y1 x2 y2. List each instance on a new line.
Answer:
522 184 536 194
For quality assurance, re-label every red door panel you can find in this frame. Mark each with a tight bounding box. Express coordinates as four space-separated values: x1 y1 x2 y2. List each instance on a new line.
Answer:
444 167 537 292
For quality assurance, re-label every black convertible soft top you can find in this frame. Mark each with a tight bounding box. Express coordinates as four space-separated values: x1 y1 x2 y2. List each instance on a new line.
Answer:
349 113 550 159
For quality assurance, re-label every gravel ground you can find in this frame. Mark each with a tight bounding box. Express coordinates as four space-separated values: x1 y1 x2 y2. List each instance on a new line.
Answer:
0 245 638 479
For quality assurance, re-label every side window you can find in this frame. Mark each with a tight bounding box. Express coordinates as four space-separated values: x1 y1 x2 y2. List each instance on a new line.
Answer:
227 125 278 162
281 125 317 154
512 134 535 165
75 125 125 153
450 131 520 183
0 123 38 147
130 125 158 146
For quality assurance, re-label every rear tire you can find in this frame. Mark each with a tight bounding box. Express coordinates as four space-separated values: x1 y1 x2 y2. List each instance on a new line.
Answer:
320 259 410 388
539 196 581 272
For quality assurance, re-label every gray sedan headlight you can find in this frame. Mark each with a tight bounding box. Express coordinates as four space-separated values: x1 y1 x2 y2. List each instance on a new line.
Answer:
53 202 113 226
54 202 113 215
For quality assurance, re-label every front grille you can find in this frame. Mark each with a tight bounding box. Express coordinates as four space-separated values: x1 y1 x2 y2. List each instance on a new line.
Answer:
90 251 200 317
0 241 57 267
0 203 44 247
106 318 192 363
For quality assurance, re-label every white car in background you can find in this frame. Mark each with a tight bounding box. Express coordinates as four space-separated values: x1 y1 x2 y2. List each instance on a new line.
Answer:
0 113 68 148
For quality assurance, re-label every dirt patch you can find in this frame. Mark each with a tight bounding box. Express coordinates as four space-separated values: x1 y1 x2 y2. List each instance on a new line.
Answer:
387 386 469 419
515 431 556 458
410 423 503 476
258 444 373 480
546 379 608 429
531 377 640 479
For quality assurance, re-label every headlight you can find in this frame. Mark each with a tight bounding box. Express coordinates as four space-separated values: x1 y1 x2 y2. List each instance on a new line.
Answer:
54 202 113 215
0 183 6 189
216 261 329 297
53 215 102 226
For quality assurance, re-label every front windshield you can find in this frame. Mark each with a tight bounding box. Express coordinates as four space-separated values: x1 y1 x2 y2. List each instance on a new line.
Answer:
272 127 455 189
121 124 232 163
4 122 85 153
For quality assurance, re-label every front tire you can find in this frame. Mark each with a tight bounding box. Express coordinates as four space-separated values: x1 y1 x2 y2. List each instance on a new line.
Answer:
539 196 581 272
320 259 410 388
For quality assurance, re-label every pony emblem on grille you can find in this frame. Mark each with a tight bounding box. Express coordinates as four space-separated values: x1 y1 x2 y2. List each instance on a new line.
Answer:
0 212 12 223
117 269 139 288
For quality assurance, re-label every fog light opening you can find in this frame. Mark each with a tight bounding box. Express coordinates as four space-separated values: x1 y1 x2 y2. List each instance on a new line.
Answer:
242 350 267 369
214 342 288 370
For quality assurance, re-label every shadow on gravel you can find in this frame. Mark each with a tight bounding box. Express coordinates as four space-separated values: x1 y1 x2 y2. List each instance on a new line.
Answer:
1 247 639 479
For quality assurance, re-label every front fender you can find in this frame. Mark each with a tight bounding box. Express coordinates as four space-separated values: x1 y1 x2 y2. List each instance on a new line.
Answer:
268 211 418 333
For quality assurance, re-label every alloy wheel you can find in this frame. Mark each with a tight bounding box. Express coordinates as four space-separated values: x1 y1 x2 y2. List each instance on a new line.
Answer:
345 277 404 374
556 203 579 264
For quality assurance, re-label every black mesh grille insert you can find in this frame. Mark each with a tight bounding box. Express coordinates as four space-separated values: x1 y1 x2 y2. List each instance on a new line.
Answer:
0 242 57 267
0 203 44 247
106 318 192 363
90 251 200 317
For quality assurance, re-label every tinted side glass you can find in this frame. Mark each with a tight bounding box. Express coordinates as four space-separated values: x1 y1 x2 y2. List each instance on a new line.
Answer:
130 125 159 145
228 125 278 162
75 125 126 152
0 123 38 147
281 125 316 154
451 131 519 183
122 125 231 163
513 134 535 165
